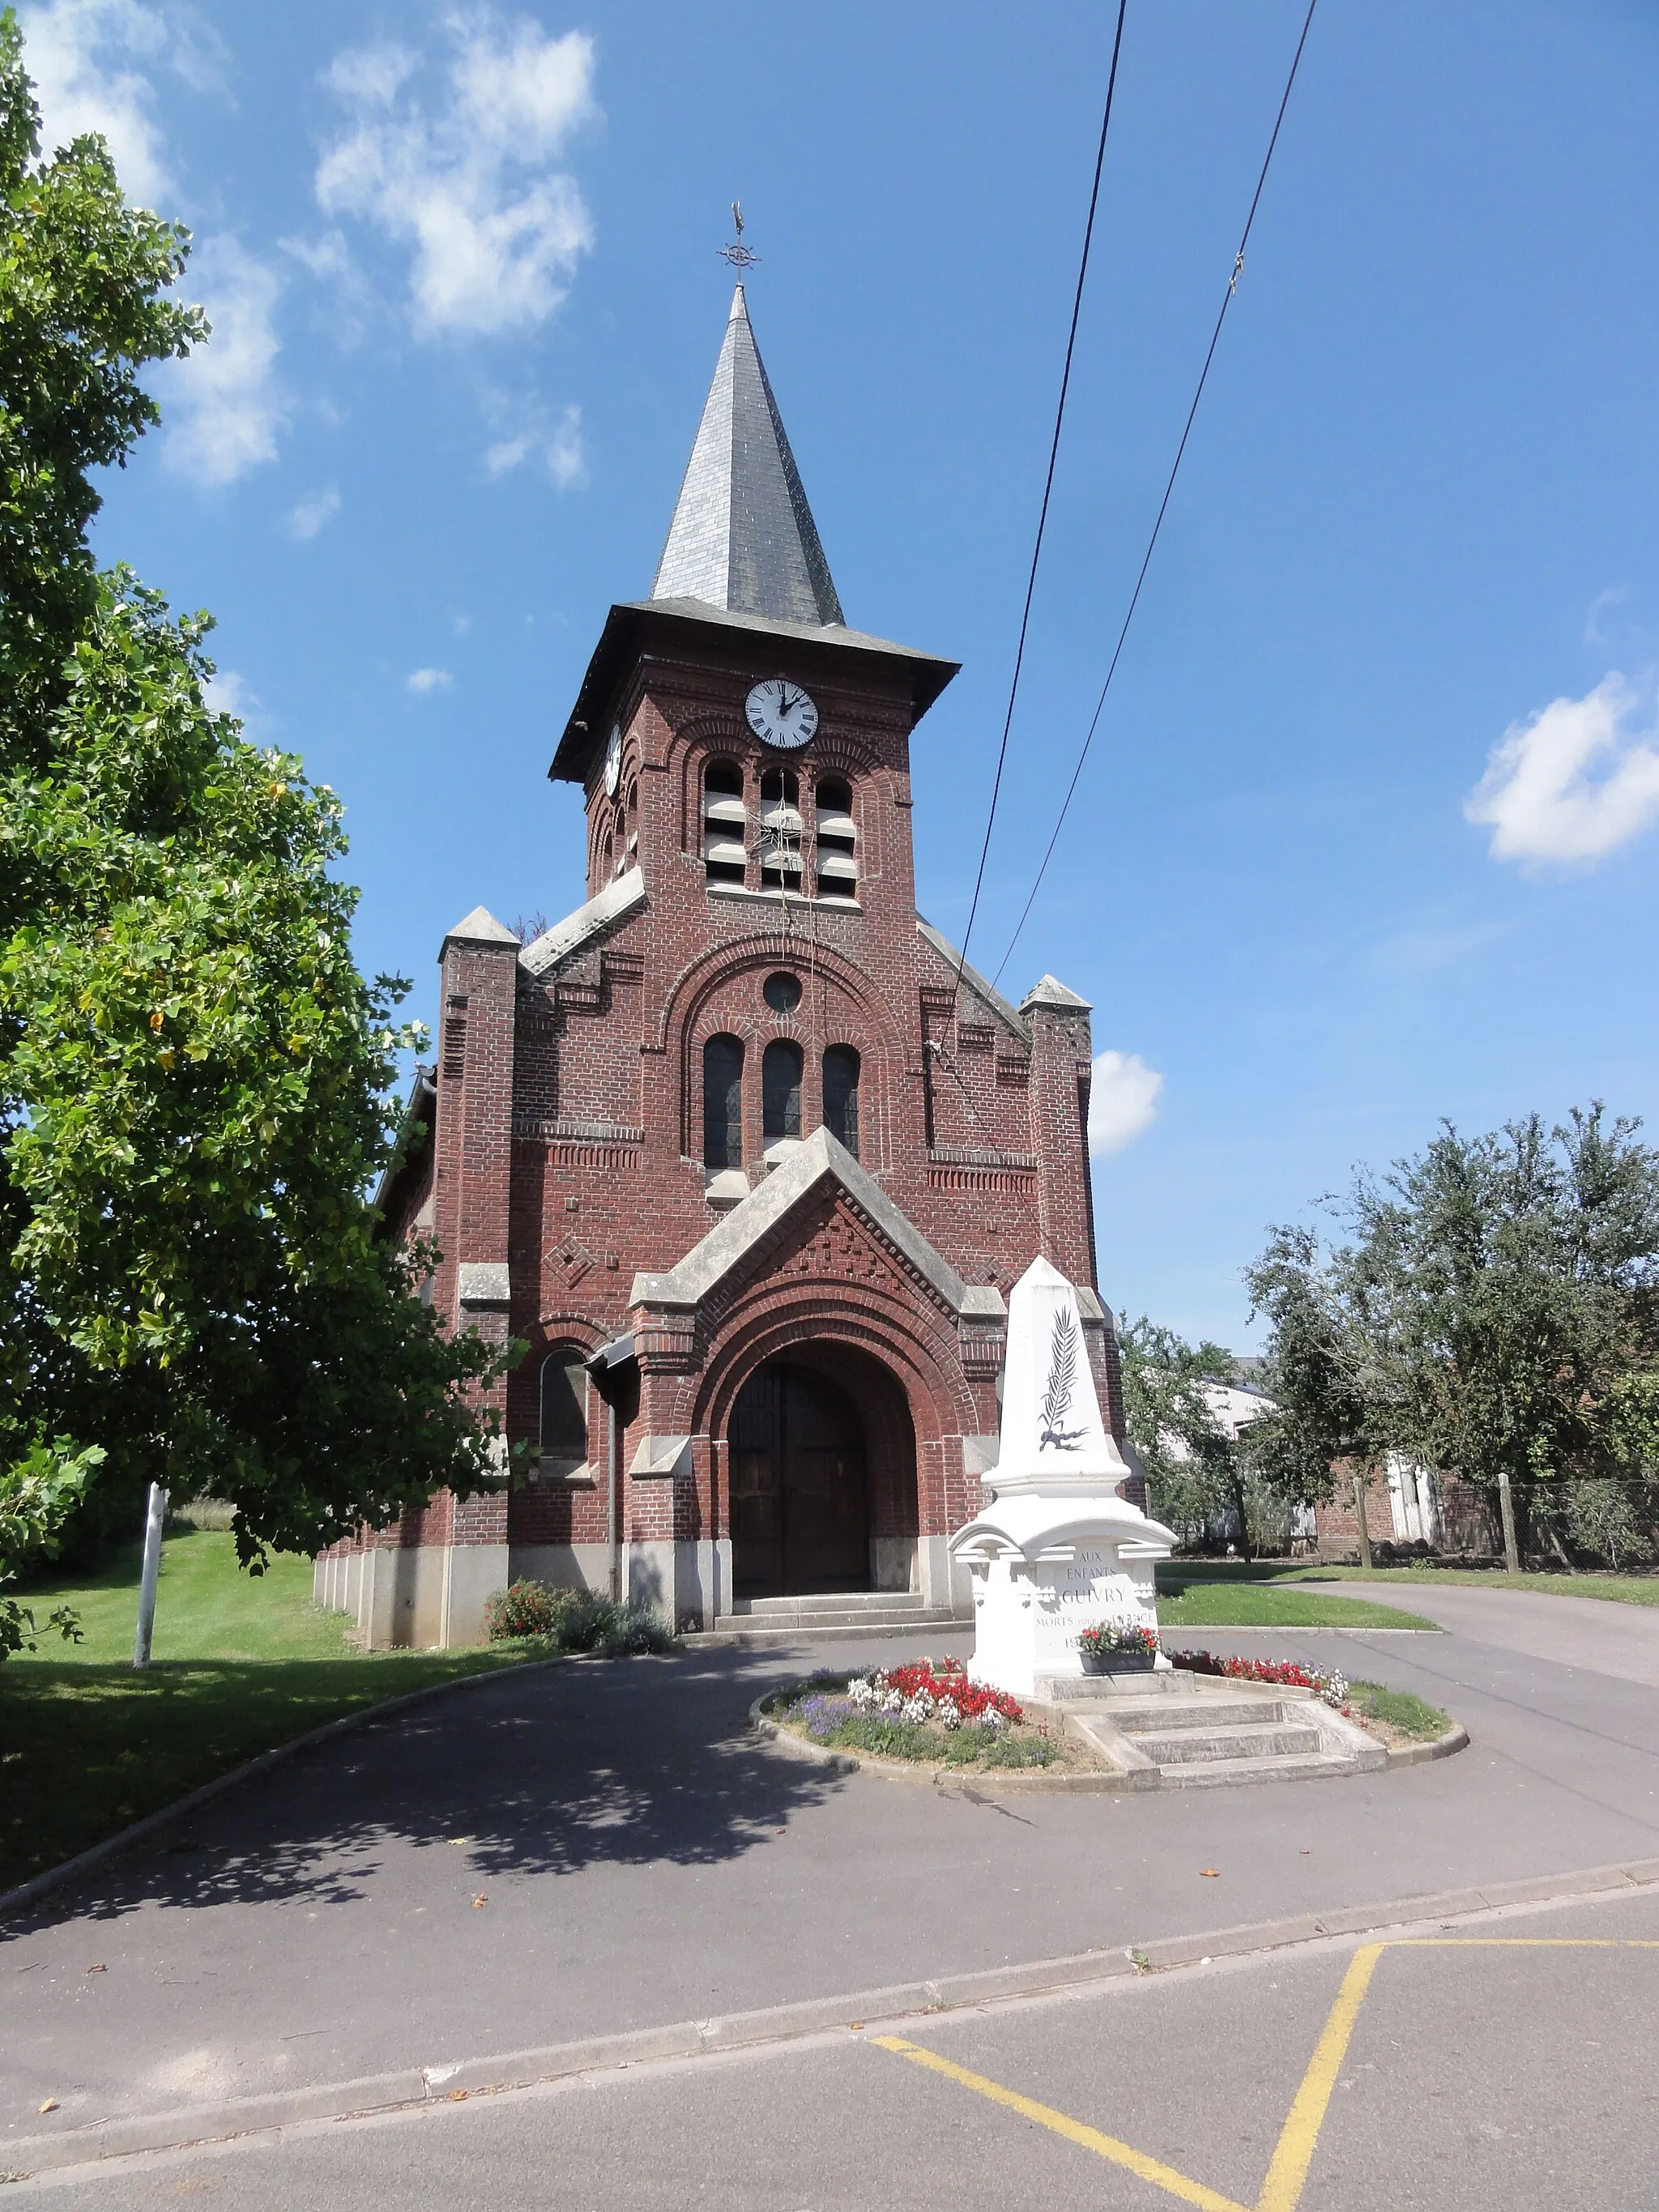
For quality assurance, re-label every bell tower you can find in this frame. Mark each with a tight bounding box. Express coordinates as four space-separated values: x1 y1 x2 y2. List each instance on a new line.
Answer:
347 271 1114 1648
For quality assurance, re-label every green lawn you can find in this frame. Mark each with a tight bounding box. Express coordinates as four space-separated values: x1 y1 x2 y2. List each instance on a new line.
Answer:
1345 1681 1451 1741
1158 1561 1659 1609
1 1529 531 1894
1154 1575 1434 1630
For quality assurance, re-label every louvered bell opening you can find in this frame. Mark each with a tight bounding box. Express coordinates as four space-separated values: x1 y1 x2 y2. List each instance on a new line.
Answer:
704 829 746 885
758 803 804 836
817 839 857 899
760 846 804 889
703 795 747 828
815 809 856 843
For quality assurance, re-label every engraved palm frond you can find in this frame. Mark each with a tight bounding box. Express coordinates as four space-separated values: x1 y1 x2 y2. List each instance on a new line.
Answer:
1038 1307 1082 1447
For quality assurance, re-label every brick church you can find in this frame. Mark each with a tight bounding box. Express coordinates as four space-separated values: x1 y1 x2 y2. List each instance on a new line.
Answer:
314 283 1125 1647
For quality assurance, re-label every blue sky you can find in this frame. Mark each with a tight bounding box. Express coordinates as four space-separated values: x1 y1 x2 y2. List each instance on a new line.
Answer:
23 0 1659 1349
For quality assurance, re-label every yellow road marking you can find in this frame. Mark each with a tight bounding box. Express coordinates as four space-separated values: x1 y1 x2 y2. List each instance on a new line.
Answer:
1255 1943 1382 2212
871 1937 1656 2212
870 2035 1248 2212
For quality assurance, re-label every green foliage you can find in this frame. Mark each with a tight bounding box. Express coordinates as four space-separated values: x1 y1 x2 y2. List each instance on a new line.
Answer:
485 1579 674 1656
1244 1107 1659 1566
784 1702 1060 1769
0 10 204 747
1344 1679 1450 1741
0 1432 99 1653
485 1577 565 1640
1119 1318 1238 1532
0 19 509 1583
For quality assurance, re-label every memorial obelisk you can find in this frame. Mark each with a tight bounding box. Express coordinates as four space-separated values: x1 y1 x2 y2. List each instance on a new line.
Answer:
951 1256 1178 1698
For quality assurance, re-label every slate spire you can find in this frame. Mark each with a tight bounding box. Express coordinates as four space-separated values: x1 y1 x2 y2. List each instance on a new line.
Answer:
650 284 845 627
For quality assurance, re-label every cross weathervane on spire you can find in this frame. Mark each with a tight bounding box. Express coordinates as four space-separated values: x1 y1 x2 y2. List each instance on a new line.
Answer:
718 200 760 275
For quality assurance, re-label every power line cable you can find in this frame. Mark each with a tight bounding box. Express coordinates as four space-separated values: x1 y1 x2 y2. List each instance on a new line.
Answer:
990 0 1320 991
947 0 1129 1020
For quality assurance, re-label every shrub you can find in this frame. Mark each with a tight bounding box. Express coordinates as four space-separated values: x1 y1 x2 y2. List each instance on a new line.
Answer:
485 1579 565 1641
1560 1477 1657 1570
483 1581 675 1655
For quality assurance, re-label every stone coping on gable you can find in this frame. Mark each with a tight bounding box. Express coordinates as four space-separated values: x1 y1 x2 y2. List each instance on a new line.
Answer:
629 1125 1006 1327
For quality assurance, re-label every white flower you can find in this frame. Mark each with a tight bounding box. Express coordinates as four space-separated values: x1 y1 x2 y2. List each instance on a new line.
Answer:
899 1693 934 1724
879 1689 903 1715
983 1707 1004 1731
938 1698 962 1731
846 1677 874 1711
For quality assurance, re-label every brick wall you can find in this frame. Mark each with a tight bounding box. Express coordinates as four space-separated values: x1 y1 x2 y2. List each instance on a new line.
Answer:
394 614 1115 1562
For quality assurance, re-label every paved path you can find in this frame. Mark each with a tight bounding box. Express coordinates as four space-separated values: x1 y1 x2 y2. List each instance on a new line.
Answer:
1320 1577 1659 1688
6 1587 1659 2175
16 1886 1659 2209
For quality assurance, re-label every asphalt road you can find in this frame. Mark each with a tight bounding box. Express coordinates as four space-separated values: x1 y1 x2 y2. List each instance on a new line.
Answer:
13 1886 1659 2210
6 1583 1659 2186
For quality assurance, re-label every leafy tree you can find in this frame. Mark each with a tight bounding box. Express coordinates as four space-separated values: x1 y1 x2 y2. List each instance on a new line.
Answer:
1117 1319 1258 1554
0 15 507 1622
1244 1108 1659 1568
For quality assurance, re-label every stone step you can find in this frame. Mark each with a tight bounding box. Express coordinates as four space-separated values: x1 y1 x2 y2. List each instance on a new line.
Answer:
731 1592 928 1618
691 1606 964 1644
1150 1749 1375 1789
1132 1722 1325 1766
1107 1695 1298 1733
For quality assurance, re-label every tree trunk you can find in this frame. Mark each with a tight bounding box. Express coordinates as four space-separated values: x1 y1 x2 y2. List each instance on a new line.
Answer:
1497 1468 1521 1575
1354 1469 1373 1572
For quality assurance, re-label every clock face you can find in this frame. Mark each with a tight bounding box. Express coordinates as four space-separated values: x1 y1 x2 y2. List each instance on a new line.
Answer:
745 677 818 751
603 724 622 797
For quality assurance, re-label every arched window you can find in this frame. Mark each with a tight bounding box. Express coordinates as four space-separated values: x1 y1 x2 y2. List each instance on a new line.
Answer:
823 1044 860 1157
702 760 747 885
539 1348 590 1477
762 1038 804 1144
703 1034 744 1168
625 778 638 863
814 775 857 900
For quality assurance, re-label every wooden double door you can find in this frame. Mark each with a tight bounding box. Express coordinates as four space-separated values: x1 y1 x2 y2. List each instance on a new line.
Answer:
730 1362 870 1598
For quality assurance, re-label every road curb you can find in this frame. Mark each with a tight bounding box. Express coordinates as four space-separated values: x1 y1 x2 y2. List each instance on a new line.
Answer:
1385 1721 1469 1768
0 1652 574 1924
10 1854 1659 2179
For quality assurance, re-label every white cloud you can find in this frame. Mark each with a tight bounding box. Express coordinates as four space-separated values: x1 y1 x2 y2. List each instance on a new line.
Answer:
406 667 453 693
315 12 597 337
1585 586 1628 647
19 0 172 203
288 484 340 540
1088 1050 1163 1157
1465 674 1659 867
484 400 585 487
163 234 284 487
203 667 251 718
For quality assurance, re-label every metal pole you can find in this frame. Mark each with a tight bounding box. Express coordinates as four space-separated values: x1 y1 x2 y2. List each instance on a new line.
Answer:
608 1400 621 1604
133 1482 168 1669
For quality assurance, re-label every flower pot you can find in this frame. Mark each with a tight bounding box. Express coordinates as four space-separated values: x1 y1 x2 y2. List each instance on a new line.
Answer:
1080 1647 1155 1674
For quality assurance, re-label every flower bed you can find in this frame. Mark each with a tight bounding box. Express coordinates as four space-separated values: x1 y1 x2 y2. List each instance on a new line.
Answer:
770 1660 1094 1773
1166 1648 1349 1707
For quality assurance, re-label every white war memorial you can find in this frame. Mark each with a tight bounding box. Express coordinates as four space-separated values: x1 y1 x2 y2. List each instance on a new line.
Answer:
953 1255 1178 1698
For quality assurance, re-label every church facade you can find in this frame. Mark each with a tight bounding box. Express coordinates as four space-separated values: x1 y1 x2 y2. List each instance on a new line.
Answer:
314 285 1126 1648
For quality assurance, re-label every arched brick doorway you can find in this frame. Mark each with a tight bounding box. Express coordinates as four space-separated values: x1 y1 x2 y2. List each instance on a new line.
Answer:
728 1346 918 1598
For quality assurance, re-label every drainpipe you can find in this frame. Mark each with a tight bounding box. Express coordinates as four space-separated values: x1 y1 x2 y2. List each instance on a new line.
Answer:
586 1333 638 1608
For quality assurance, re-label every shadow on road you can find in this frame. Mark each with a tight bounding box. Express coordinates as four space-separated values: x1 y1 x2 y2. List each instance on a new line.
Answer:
11 1647 841 1931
